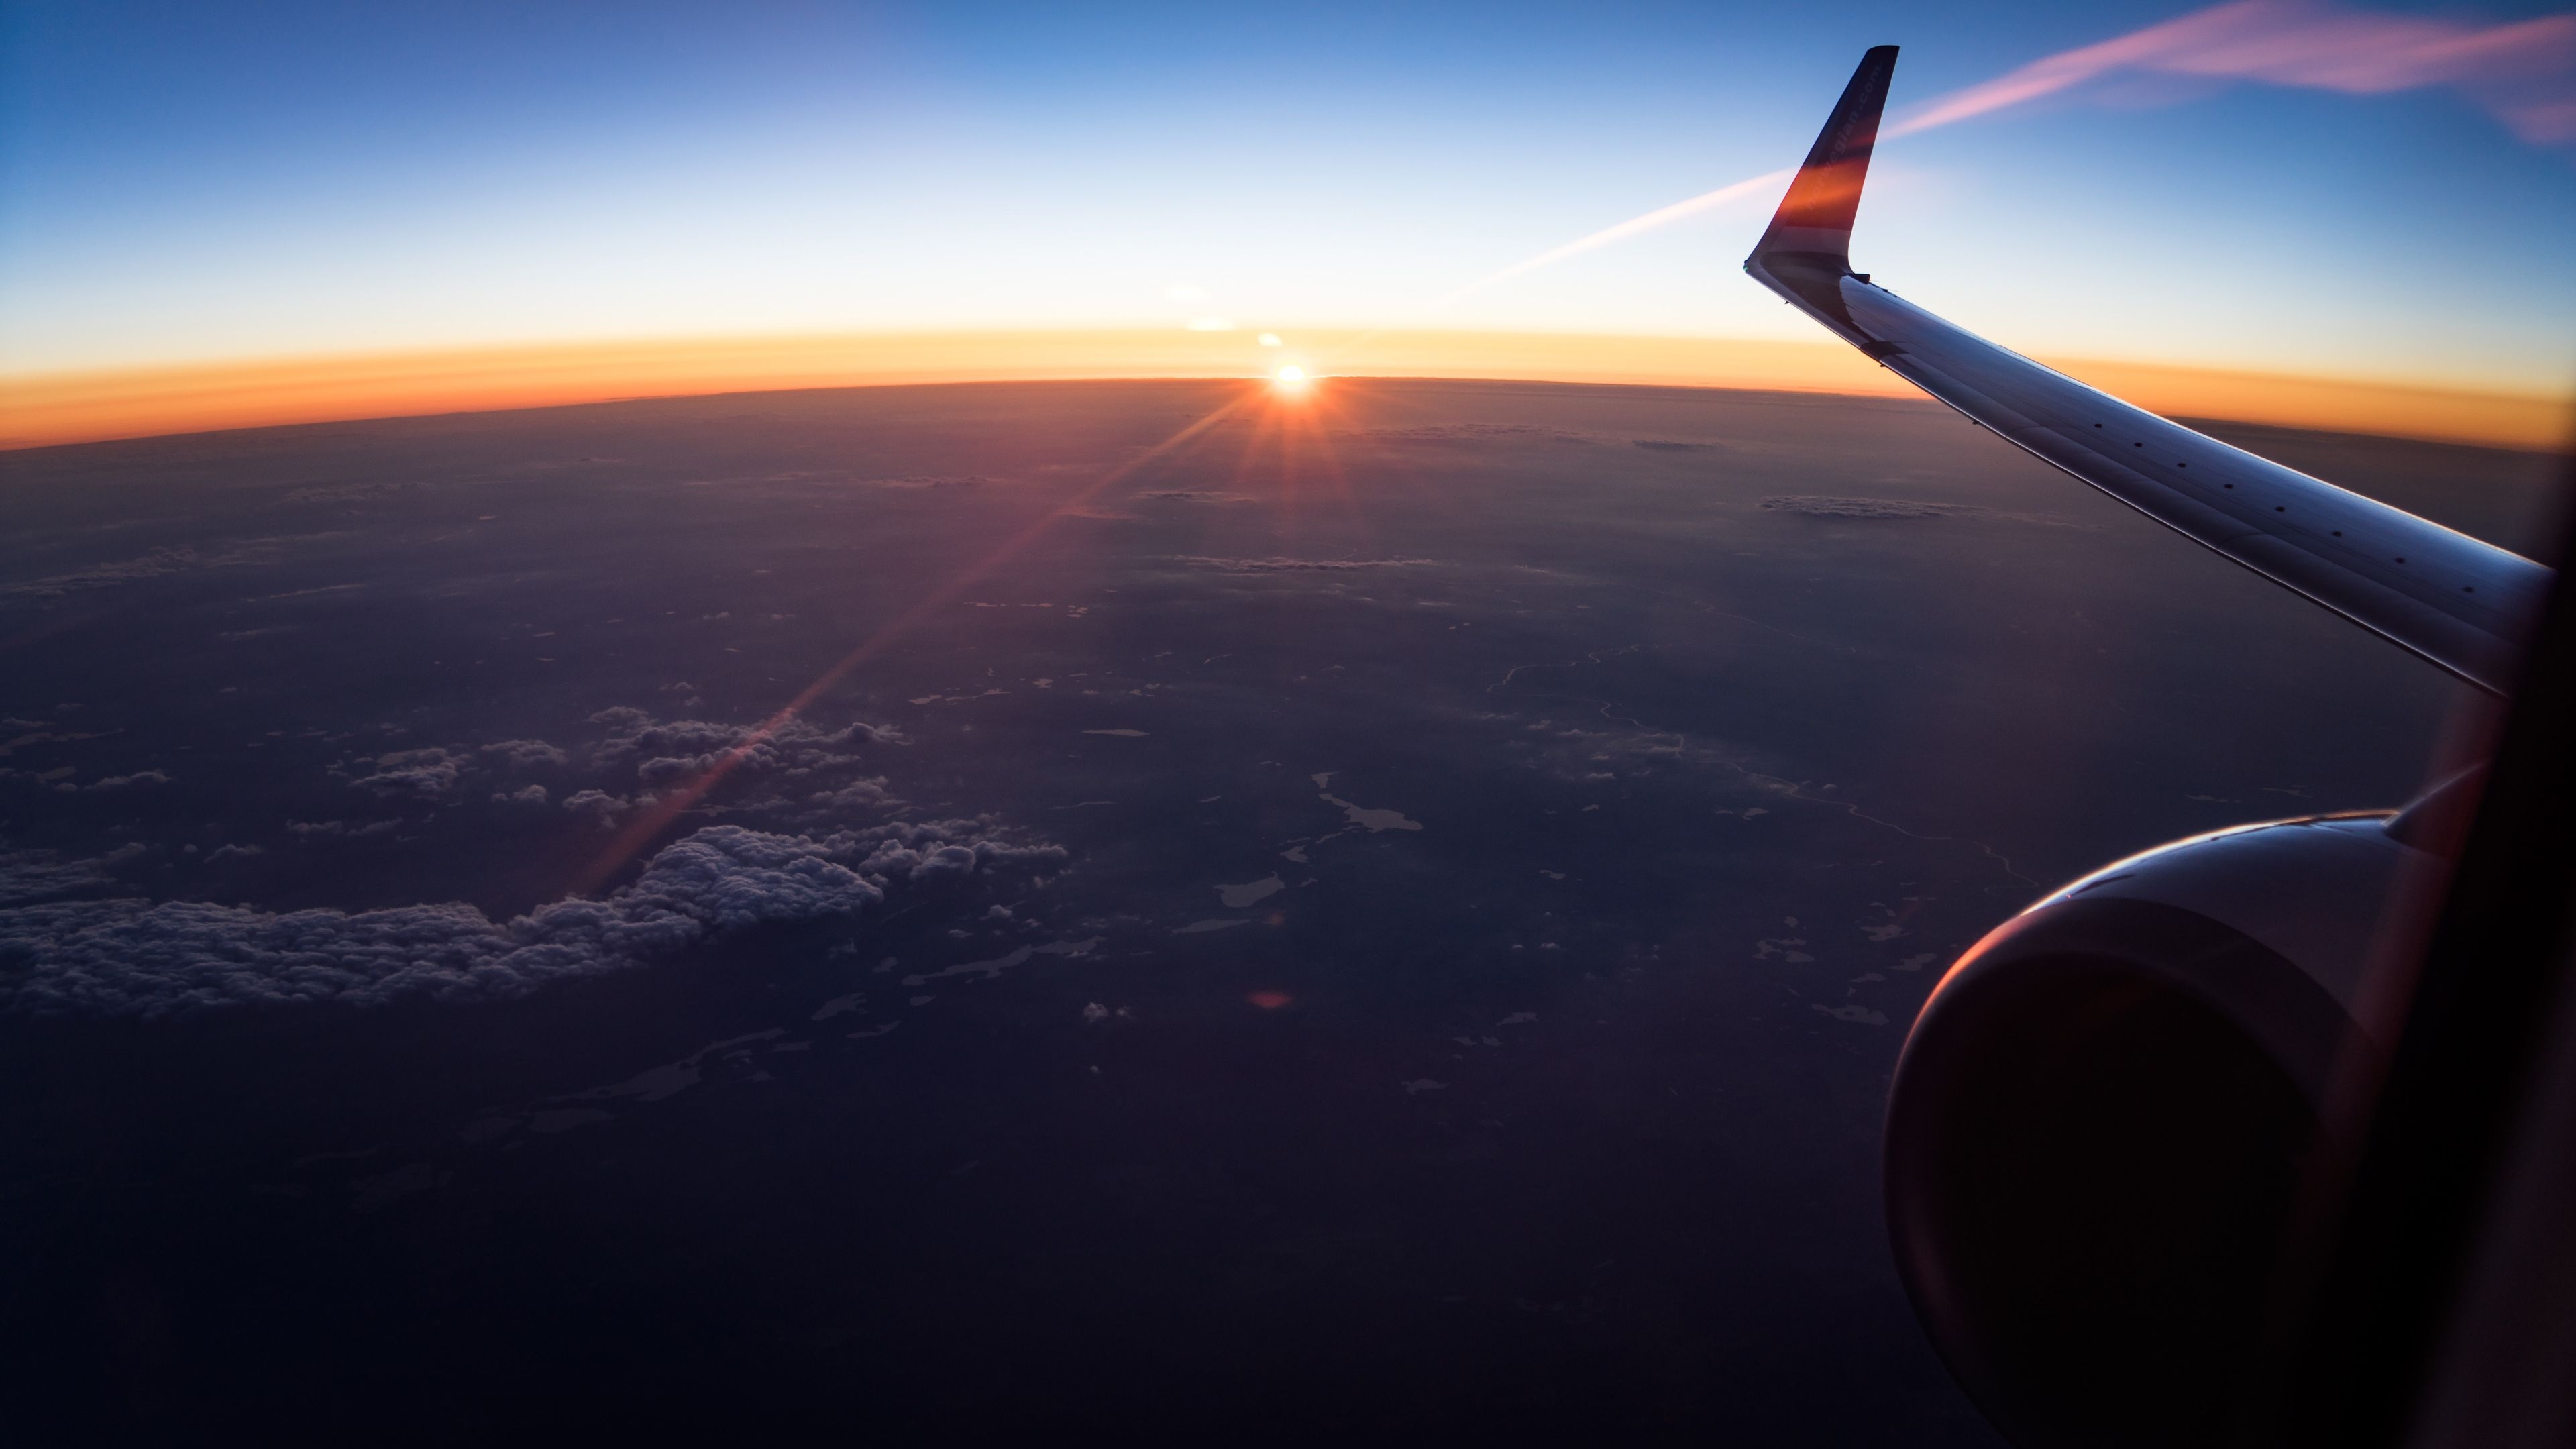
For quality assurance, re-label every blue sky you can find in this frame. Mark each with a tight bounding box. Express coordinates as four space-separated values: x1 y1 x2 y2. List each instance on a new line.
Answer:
4 1 2573 392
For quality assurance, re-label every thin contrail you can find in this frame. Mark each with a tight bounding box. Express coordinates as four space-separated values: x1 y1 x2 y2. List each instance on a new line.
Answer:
1889 0 2576 142
1440 1 2576 301
1436 168 1794 303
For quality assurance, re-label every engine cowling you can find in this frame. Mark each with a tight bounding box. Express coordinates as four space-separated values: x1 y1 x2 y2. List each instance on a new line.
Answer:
1884 808 2453 1448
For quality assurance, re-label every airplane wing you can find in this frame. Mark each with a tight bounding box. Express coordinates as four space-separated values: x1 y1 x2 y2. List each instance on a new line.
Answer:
1745 46 2552 696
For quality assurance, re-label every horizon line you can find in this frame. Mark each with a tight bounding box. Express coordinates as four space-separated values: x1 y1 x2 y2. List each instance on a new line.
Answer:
4 327 2568 453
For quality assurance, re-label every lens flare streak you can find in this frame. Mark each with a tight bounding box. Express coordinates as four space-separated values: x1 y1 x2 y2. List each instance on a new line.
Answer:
570 390 1267 894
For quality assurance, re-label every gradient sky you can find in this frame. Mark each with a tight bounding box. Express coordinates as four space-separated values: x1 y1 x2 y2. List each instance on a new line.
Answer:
5 0 2575 396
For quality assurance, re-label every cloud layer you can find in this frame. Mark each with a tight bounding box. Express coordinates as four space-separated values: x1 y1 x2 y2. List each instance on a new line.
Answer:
0 844 146 907
352 747 465 798
589 707 899 788
0 820 1062 1016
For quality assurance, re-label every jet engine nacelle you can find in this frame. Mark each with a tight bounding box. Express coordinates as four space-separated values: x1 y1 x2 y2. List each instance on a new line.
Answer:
1884 800 2460 1448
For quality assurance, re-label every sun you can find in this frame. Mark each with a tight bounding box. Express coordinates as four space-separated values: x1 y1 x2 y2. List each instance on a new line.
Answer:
1273 364 1309 392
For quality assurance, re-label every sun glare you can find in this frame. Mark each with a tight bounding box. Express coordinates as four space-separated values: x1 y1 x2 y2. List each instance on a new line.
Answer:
1274 364 1308 390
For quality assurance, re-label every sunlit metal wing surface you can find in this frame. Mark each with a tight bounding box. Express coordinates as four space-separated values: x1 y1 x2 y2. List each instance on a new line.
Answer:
1746 46 2551 696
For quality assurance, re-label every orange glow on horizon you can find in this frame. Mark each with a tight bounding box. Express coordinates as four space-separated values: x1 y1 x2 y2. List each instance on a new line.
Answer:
1 327 2565 452
1248 991 1293 1010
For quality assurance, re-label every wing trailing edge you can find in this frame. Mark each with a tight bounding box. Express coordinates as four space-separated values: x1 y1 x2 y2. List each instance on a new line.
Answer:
1745 47 2551 696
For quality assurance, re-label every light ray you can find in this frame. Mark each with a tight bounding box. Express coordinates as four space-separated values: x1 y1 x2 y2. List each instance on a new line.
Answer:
569 389 1260 894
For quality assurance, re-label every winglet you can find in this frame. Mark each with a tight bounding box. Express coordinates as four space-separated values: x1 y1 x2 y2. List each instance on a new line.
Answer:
1737 42 2547 694
1749 45 1898 274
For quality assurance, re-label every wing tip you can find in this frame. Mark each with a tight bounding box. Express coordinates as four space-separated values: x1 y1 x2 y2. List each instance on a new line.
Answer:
1748 46 1901 275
